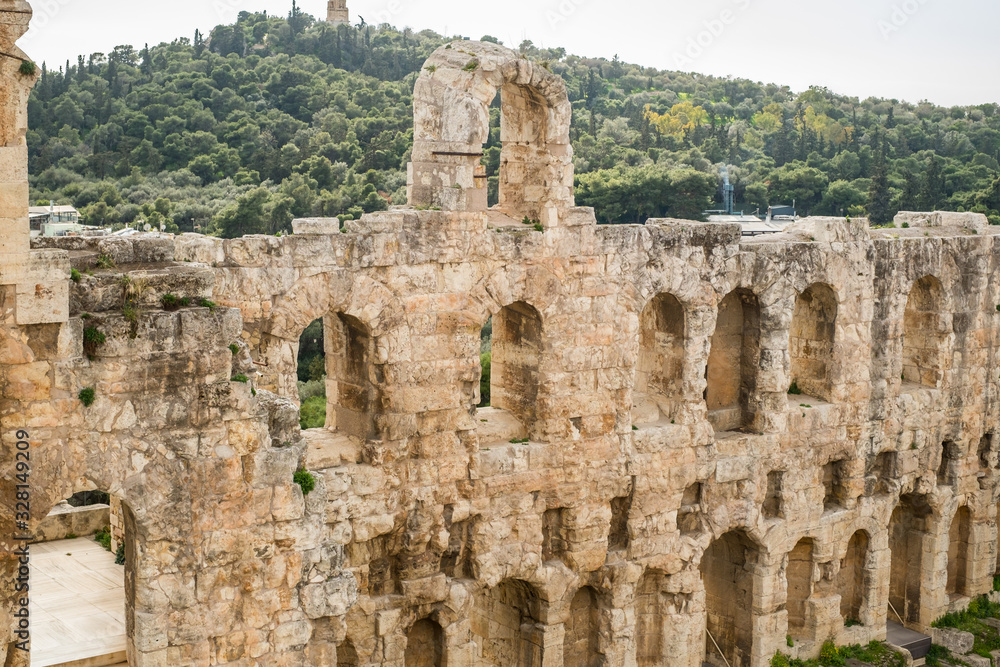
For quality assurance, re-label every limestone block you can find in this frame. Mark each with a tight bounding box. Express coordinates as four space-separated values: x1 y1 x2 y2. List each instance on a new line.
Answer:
293 217 342 235
932 627 974 654
963 655 991 667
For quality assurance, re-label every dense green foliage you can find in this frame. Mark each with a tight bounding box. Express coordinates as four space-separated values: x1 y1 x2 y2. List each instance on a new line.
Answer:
930 595 1000 661
293 469 316 495
770 640 905 667
27 5 1000 233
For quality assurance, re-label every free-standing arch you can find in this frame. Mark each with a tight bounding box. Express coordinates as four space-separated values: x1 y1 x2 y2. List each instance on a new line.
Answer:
408 40 574 223
789 283 838 402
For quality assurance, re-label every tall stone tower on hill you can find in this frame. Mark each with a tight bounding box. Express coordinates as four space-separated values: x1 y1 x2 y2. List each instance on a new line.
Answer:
327 0 349 24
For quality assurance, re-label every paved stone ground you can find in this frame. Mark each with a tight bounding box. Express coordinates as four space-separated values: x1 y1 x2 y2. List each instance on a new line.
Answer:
29 538 126 667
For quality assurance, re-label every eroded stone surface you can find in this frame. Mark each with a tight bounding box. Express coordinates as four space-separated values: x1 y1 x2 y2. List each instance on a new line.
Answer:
1 13 1000 667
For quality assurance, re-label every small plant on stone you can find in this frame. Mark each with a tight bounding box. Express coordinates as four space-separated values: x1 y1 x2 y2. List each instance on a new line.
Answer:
509 437 529 444
199 298 217 312
161 293 183 311
231 374 249 383
788 382 802 395
66 532 77 540
294 469 316 495
19 60 37 77
902 222 910 228
786 635 794 647
78 387 96 407
70 268 81 283
115 543 125 565
632 425 638 431
533 223 544 232
95 253 116 269
94 527 112 552
229 343 240 355
463 59 479 71
83 326 106 359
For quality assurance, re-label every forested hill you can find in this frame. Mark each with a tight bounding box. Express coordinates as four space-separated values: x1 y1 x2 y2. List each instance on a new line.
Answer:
25 6 1000 235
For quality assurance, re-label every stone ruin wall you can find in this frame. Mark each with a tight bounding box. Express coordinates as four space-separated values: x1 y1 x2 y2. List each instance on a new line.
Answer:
1 17 1000 667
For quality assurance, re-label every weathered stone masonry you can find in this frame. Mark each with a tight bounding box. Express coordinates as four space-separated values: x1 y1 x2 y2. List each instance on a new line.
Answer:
3 25 1000 667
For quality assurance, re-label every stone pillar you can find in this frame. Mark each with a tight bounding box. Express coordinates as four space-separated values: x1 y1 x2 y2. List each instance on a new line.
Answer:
109 495 124 553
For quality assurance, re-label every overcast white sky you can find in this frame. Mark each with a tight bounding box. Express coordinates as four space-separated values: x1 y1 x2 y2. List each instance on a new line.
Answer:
19 0 1000 107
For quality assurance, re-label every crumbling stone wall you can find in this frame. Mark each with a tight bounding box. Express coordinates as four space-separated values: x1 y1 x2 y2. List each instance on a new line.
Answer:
4 34 1000 667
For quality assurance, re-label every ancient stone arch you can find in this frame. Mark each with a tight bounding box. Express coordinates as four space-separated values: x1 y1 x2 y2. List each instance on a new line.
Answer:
408 41 574 225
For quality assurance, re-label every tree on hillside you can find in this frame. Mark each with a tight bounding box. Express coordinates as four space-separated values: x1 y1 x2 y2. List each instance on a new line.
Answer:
867 133 894 225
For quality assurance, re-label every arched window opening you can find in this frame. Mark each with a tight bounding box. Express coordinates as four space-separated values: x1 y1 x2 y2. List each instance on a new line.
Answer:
472 579 544 666
938 440 960 487
701 531 757 667
633 293 685 426
405 618 444 667
763 471 785 520
786 539 814 639
789 283 837 402
297 317 326 429
707 289 761 432
839 531 870 626
901 275 950 389
636 570 667 667
31 491 134 666
564 587 600 667
477 302 542 445
889 495 932 625
947 506 971 599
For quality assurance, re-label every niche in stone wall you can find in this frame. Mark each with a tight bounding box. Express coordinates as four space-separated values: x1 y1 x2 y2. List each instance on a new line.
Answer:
564 586 601 667
633 293 686 426
441 508 478 579
346 534 400 597
868 451 898 496
839 530 870 625
701 531 758 667
937 440 960 487
678 483 704 536
405 618 444 667
822 459 849 511
889 494 931 624
609 494 632 550
786 538 814 639
471 579 544 667
789 283 838 402
314 312 380 440
636 570 667 667
481 302 542 442
901 275 950 389
706 289 762 433
337 639 359 667
542 508 568 561
947 506 971 599
763 471 785 520
978 433 995 469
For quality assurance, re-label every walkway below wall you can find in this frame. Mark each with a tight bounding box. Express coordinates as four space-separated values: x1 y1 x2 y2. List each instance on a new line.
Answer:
30 537 127 667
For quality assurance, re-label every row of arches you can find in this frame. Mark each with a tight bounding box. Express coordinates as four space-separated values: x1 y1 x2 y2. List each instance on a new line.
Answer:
334 495 981 667
298 274 953 440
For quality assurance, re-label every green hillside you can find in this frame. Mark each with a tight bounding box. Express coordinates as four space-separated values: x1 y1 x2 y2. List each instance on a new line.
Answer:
25 5 1000 234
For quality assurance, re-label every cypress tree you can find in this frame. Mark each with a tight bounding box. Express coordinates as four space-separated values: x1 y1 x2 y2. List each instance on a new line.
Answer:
867 131 893 225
